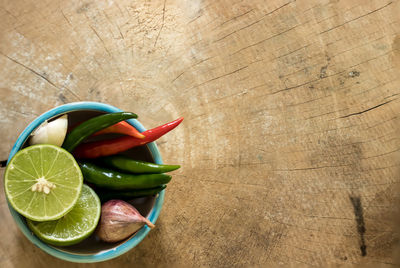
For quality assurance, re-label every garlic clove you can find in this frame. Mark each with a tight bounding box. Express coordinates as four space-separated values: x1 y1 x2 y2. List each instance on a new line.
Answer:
96 200 155 243
29 114 68 147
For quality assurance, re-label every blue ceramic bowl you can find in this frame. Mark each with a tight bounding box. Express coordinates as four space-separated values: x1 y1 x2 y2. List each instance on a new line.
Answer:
6 102 165 263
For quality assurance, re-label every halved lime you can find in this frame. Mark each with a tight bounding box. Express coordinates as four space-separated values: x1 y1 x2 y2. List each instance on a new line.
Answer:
27 184 101 246
4 144 83 221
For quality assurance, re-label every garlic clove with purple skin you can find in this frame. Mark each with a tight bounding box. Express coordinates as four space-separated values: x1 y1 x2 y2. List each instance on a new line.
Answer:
96 200 155 243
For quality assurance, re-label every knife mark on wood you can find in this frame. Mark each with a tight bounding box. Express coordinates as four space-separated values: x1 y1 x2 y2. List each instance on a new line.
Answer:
154 0 166 47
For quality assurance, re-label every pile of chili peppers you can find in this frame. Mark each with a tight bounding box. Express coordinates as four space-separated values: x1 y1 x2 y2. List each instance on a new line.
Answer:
62 112 183 202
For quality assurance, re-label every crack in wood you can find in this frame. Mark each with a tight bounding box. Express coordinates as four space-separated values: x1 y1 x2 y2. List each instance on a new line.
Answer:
60 10 72 26
211 9 254 30
102 11 124 40
275 44 310 60
306 107 349 120
362 147 400 160
114 1 125 18
230 20 310 56
214 19 260 43
352 78 397 98
1 6 18 20
338 99 395 118
273 163 353 172
214 1 295 43
171 71 185 83
154 0 166 47
195 65 248 87
0 52 81 100
89 25 112 57
384 93 400 100
319 2 393 35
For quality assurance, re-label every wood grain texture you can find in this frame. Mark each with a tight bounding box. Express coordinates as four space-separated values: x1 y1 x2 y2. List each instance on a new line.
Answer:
0 0 399 266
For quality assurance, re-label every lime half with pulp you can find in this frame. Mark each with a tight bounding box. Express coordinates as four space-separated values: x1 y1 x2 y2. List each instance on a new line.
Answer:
4 144 83 221
27 184 101 246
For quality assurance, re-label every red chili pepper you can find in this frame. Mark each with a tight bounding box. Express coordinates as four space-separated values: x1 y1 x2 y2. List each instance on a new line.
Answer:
73 117 184 158
92 121 145 139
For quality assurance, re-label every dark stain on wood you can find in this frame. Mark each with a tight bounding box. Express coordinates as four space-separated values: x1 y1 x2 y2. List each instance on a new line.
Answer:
319 65 328 78
77 3 90 14
349 195 367 256
348 70 360 77
58 93 67 103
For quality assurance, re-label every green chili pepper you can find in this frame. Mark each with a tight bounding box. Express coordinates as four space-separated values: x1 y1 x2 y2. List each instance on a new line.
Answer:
98 155 180 174
96 185 166 202
63 112 138 152
79 162 171 190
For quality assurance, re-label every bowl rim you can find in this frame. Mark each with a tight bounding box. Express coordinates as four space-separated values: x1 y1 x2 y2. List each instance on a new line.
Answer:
6 101 165 263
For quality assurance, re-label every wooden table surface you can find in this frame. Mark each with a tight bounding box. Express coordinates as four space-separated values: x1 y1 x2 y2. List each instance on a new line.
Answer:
1 0 399 266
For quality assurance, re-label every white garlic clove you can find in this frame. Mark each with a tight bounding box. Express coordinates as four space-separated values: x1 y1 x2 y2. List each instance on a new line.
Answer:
29 114 68 147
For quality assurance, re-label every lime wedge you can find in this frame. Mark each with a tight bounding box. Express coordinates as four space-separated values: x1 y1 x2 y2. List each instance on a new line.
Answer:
4 144 83 221
27 184 101 246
